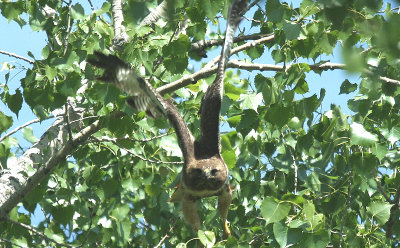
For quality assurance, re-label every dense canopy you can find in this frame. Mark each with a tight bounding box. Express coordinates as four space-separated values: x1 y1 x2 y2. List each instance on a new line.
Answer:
1 0 400 247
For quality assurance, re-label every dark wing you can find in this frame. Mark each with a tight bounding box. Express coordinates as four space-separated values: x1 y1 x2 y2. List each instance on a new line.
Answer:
87 52 195 162
197 0 247 157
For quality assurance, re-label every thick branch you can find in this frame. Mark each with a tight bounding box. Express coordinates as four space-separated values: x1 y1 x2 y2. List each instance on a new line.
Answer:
140 0 168 26
111 0 128 50
0 105 123 218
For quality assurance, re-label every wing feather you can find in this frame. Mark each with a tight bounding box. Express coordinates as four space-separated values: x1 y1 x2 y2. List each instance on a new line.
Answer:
197 0 247 157
87 52 195 161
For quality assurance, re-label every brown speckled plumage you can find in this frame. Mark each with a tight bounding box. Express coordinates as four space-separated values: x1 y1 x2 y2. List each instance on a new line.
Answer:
87 0 247 240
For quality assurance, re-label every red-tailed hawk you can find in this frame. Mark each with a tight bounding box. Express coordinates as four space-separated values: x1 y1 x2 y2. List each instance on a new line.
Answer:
87 0 247 240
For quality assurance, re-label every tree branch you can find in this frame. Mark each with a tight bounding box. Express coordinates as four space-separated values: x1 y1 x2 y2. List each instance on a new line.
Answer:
0 117 52 143
386 181 400 238
0 104 123 218
140 0 168 26
4 217 74 248
190 33 273 52
111 0 129 50
0 50 34 64
90 137 184 165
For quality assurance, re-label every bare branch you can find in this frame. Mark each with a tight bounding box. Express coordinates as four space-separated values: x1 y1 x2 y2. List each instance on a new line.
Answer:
0 118 49 143
0 50 34 64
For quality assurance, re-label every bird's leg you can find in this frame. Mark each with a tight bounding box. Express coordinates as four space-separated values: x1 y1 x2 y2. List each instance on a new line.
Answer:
218 184 232 239
182 195 201 233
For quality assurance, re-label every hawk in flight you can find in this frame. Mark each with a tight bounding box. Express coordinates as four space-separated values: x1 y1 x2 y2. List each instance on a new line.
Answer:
87 0 247 240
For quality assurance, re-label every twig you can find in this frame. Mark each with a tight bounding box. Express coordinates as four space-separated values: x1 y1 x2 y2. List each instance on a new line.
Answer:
374 174 391 203
154 218 179 248
339 172 352 248
4 217 74 248
157 34 274 94
0 117 52 143
190 33 273 52
0 50 34 64
0 238 25 248
77 205 95 248
87 0 94 11
97 132 172 143
90 137 184 165
63 0 73 56
64 103 73 141
386 182 400 238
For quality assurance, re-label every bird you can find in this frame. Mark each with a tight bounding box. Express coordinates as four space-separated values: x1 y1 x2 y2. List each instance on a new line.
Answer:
87 0 247 240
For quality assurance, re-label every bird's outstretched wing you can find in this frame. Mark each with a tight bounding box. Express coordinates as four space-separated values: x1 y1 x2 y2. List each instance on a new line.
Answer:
197 0 247 158
87 52 195 162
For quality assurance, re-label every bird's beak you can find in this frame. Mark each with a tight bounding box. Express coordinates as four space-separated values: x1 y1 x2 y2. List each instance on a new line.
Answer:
204 168 212 179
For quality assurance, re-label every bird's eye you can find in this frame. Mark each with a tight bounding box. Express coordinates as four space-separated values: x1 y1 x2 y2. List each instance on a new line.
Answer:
191 168 203 175
211 169 218 176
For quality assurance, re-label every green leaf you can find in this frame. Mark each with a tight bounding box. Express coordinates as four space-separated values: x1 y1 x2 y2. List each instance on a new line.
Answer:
266 104 292 127
237 109 259 136
198 230 215 248
83 165 106 186
145 184 162 197
247 45 264 60
261 197 291 225
339 79 357 94
227 115 241 128
241 93 263 111
225 82 243 101
199 0 224 19
273 222 302 248
350 122 378 147
0 111 13 134
22 127 39 144
367 201 392 225
111 205 130 220
273 221 288 247
6 89 23 116
283 21 301 40
1 1 24 21
102 178 119 197
299 229 330 248
221 150 236 169
160 135 182 157
45 65 57 81
51 205 74 225
266 0 284 23
71 3 85 20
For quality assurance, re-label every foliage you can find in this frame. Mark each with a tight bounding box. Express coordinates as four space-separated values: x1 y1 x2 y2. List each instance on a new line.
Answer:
1 0 400 247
